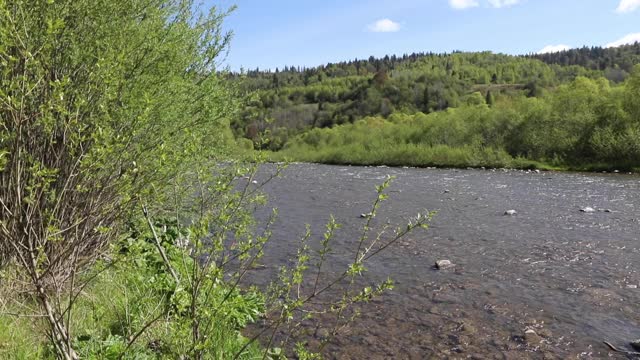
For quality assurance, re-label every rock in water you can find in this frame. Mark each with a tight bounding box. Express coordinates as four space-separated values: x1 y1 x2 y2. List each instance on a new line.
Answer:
580 207 596 213
537 328 552 338
631 340 640 351
461 323 477 335
504 210 517 216
435 260 455 270
524 329 542 345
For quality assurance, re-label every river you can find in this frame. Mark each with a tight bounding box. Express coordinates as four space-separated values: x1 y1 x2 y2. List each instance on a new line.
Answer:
246 163 640 359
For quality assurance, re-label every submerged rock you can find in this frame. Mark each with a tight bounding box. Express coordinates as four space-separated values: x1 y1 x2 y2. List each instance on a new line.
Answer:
580 207 596 213
461 323 478 335
435 259 455 270
504 210 518 216
537 328 552 338
524 329 542 345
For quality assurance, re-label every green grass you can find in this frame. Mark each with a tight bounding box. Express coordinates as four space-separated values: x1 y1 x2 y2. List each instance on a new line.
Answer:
271 147 638 174
271 143 537 170
0 259 264 359
0 314 45 359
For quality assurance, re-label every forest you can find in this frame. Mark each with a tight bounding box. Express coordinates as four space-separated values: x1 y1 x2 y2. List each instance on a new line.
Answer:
233 44 640 170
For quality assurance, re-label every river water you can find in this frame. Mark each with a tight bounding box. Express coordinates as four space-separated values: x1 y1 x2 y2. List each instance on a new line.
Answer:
247 163 640 359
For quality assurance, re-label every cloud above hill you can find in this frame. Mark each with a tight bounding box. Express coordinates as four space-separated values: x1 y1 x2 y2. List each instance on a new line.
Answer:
537 44 571 54
606 33 640 47
449 0 522 10
367 19 401 33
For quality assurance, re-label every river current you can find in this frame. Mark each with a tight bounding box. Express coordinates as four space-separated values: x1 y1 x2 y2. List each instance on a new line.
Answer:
246 163 640 359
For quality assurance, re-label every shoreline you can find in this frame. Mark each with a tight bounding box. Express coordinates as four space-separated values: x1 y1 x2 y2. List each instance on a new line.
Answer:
259 156 638 176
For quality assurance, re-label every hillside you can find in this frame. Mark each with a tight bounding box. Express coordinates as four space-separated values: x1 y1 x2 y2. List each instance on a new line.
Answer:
231 44 640 171
231 45 636 148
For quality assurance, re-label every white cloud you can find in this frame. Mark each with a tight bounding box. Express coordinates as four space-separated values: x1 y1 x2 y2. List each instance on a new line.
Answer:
449 0 522 9
449 0 480 10
367 19 401 33
616 0 640 13
606 33 640 47
537 44 571 54
488 0 522 8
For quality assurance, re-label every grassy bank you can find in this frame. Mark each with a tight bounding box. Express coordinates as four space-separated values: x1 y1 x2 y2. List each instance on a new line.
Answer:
269 148 639 173
270 143 564 171
0 221 264 360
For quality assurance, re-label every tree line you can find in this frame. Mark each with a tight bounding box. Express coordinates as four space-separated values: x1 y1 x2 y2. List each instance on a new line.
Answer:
232 45 640 156
273 70 640 170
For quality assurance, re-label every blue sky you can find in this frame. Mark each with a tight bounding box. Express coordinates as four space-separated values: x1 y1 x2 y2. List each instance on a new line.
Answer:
210 0 640 71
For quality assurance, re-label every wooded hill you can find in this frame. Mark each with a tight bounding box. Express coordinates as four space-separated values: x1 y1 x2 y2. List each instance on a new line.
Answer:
231 43 640 154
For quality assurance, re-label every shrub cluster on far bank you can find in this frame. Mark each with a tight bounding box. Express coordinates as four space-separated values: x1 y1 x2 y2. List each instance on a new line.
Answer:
273 69 640 171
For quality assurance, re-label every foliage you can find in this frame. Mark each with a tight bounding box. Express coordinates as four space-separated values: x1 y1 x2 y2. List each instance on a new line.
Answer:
529 43 640 75
229 47 635 151
0 2 434 359
0 217 266 360
0 166 431 359
0 0 237 358
231 45 639 170
274 70 640 170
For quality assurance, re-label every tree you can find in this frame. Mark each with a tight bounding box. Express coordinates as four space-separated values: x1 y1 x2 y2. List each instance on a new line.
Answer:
372 69 390 88
486 90 495 107
624 64 640 120
0 1 235 358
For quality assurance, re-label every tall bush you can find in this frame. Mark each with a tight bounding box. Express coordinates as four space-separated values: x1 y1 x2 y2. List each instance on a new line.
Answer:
0 1 235 358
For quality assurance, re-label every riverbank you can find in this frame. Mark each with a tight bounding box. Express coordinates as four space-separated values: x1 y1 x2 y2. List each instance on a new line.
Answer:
267 149 639 175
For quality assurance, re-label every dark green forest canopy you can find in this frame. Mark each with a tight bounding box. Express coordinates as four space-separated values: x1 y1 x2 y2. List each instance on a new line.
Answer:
529 43 640 74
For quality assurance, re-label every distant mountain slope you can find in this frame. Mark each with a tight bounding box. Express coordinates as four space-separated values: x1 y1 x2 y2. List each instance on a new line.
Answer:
528 43 640 75
231 45 640 151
